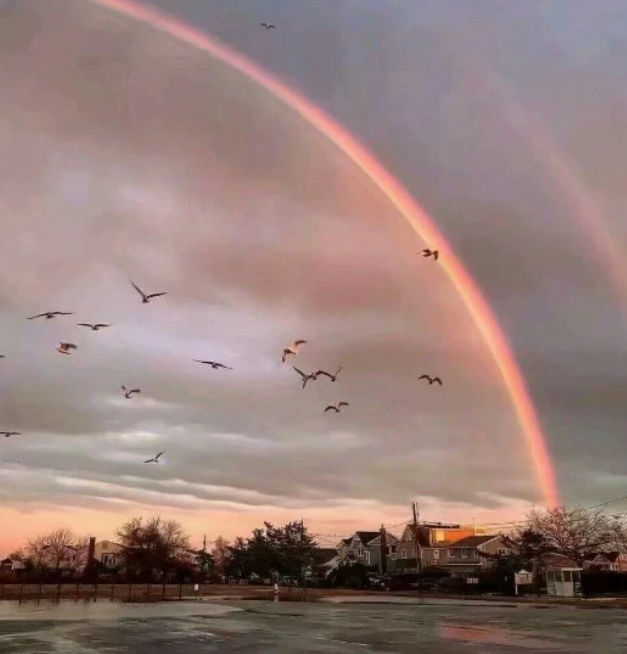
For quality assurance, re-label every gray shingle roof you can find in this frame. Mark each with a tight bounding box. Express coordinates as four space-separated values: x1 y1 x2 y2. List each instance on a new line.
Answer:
448 535 499 548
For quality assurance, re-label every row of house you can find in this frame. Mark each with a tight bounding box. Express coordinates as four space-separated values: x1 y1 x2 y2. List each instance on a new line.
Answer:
4 528 627 585
325 524 627 579
323 522 512 579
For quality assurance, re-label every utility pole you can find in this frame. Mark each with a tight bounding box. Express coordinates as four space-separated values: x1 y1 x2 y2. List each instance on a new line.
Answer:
412 502 423 590
379 524 387 575
202 535 208 578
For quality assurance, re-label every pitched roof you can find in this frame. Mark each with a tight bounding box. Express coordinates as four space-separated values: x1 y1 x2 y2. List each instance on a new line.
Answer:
587 551 621 563
355 531 382 545
448 535 500 548
368 533 400 546
312 548 338 564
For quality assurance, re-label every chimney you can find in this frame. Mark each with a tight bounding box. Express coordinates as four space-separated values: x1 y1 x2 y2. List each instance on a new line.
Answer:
379 525 387 575
87 537 96 566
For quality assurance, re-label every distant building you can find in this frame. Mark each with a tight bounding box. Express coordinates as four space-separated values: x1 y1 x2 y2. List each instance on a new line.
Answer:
444 534 512 578
394 522 481 571
583 552 627 573
328 530 399 574
0 558 25 572
92 540 125 569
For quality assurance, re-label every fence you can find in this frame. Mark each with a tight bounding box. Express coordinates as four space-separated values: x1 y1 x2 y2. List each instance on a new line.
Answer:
0 582 309 602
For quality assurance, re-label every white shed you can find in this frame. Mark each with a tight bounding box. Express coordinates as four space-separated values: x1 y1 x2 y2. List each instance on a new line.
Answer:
546 567 583 598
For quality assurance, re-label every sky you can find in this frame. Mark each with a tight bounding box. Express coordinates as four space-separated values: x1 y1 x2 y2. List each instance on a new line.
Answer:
1 0 627 553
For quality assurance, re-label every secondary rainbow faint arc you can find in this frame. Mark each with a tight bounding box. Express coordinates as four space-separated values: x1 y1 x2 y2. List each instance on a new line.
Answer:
84 0 560 507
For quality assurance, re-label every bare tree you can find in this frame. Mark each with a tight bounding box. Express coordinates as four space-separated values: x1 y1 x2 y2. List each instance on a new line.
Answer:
525 506 627 566
117 516 192 582
25 529 88 577
211 536 231 579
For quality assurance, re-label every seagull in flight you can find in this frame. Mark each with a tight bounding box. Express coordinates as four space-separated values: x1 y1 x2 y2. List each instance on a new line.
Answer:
144 451 165 464
282 340 307 363
260 22 276 29
419 374 443 386
0 431 21 438
193 359 232 370
315 366 343 382
57 342 77 355
292 366 316 389
130 280 167 304
77 323 111 331
27 311 73 320
324 402 349 413
121 385 141 399
418 248 439 261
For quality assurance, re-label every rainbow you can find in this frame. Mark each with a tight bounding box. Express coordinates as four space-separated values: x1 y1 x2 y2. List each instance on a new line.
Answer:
83 0 560 506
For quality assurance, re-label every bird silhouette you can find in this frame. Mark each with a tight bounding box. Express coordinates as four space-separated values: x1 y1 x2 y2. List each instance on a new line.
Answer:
27 311 73 320
260 22 276 29
292 366 316 389
121 385 141 399
419 248 439 261
282 340 307 363
419 375 442 386
144 451 165 464
0 431 21 438
0 355 5 359
324 402 349 413
77 323 111 331
193 360 232 370
57 342 77 355
130 280 167 304
315 366 343 382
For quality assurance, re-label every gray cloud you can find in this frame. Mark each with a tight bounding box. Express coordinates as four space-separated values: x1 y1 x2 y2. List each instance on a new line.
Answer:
2 0 627 549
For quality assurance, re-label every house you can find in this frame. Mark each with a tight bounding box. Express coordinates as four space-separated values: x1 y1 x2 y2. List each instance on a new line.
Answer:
444 534 512 578
0 558 25 572
583 552 627 572
394 522 480 571
92 540 125 569
331 530 399 574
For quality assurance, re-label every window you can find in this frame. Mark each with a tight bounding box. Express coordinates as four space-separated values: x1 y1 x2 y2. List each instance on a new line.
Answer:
389 545 397 554
364 551 371 565
433 549 440 560
498 548 507 556
461 549 469 559
401 549 407 559
408 530 413 541
563 570 572 583
449 549 457 558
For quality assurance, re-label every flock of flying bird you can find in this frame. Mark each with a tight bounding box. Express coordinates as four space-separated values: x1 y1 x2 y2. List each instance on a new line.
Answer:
0 115 442 470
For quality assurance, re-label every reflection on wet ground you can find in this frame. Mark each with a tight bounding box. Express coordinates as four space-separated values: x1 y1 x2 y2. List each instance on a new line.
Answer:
1 598 626 653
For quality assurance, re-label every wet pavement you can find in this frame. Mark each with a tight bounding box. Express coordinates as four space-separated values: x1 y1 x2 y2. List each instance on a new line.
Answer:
0 598 625 653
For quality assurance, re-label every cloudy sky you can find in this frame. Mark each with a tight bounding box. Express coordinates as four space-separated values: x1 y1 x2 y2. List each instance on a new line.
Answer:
1 0 627 553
